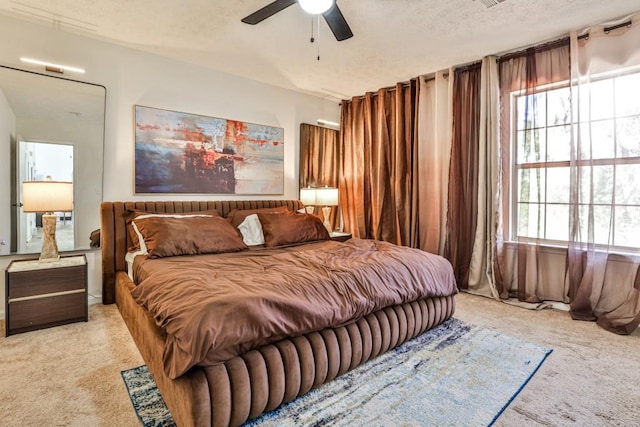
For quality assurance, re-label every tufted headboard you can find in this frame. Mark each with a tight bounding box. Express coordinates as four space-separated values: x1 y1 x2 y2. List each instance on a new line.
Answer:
100 200 304 304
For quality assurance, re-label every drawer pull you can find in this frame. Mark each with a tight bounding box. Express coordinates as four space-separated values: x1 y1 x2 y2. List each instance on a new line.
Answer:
9 289 85 303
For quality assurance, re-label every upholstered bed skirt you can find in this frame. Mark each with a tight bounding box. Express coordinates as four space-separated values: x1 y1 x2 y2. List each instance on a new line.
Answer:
117 271 455 427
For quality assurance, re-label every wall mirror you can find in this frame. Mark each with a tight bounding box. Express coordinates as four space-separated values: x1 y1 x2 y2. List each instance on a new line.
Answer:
0 66 105 256
299 123 340 230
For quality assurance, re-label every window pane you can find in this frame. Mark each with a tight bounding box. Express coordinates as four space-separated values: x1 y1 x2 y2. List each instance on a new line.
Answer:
594 206 613 246
546 204 569 241
518 168 545 203
582 79 614 121
616 116 640 158
615 207 640 248
546 125 571 161
517 129 546 164
517 93 546 130
578 205 613 246
547 87 571 125
518 202 544 238
511 71 640 249
546 167 570 203
579 165 614 204
615 164 640 205
579 120 615 159
615 73 640 117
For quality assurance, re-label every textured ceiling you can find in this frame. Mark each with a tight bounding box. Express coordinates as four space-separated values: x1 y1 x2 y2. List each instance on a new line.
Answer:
1 0 640 101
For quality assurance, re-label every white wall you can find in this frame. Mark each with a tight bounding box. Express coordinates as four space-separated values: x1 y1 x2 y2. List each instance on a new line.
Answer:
0 14 340 316
0 88 15 257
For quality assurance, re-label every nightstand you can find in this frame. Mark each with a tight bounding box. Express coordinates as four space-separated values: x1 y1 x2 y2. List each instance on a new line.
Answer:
330 232 352 242
5 255 88 336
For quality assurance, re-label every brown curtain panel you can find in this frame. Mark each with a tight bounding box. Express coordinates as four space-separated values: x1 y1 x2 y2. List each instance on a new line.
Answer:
339 80 419 246
299 123 340 230
444 63 481 290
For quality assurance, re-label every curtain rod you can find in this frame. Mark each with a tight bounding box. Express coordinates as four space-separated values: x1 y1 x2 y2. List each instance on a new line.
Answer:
343 19 632 103
454 61 481 72
577 19 632 40
423 72 450 83
341 79 418 103
498 37 569 63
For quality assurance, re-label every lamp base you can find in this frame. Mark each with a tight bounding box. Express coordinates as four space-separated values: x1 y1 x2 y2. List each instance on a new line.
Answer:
39 213 60 262
322 206 332 232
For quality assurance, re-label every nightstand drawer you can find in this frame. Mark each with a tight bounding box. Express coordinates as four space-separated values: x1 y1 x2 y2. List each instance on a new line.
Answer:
9 292 87 333
5 255 88 336
8 265 85 299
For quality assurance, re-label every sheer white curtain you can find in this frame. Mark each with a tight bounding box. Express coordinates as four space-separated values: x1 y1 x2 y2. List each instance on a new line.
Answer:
568 13 640 334
496 41 572 303
417 71 452 254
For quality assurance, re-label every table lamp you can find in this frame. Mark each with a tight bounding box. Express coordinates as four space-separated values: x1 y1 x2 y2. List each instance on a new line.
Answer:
22 181 73 261
315 186 338 232
300 186 317 214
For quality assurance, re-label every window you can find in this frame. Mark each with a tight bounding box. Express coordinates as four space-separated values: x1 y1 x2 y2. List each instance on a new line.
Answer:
512 70 640 250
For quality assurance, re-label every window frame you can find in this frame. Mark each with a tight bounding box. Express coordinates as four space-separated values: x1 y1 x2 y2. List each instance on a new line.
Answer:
508 71 640 253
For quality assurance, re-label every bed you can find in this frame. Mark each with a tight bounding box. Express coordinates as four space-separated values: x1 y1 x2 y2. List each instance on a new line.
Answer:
101 200 458 427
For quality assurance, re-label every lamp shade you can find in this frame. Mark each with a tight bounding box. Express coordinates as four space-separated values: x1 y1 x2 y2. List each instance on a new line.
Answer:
299 0 334 14
316 187 338 206
22 181 73 213
300 187 317 206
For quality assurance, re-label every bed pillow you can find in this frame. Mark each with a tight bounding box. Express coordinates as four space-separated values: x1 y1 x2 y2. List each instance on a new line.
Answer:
258 212 330 247
132 214 247 259
237 214 265 246
226 206 291 227
124 210 220 251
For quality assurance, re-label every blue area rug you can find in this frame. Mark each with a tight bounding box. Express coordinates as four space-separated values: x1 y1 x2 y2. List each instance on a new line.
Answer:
122 318 551 427
121 366 175 427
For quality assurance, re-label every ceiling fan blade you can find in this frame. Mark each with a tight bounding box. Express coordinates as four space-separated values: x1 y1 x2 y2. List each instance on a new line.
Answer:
241 0 297 25
322 3 353 41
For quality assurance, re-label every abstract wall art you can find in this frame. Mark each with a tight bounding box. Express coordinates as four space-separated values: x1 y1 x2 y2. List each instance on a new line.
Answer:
134 105 284 194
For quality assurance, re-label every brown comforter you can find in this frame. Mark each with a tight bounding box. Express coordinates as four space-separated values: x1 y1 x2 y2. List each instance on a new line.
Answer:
130 238 458 379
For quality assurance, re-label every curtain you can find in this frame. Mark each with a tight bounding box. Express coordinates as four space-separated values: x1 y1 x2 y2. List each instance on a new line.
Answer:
496 39 571 302
299 123 340 230
568 13 640 334
494 14 640 334
467 56 501 299
444 63 481 289
339 80 419 246
417 71 453 254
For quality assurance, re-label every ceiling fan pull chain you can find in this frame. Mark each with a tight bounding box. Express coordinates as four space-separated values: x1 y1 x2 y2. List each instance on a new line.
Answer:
310 15 315 43
317 14 321 61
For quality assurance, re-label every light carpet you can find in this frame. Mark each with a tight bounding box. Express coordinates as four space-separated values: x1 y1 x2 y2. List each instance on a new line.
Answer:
122 318 551 427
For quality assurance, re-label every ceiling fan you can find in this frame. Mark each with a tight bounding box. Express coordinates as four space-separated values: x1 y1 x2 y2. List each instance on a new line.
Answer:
241 0 353 41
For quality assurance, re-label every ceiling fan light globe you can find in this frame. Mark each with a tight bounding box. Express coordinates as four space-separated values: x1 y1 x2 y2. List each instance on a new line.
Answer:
299 0 334 15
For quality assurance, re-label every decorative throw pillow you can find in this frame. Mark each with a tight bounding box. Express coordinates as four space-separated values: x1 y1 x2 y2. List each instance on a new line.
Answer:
226 206 291 227
132 214 247 259
124 210 220 252
237 214 265 246
258 212 330 247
